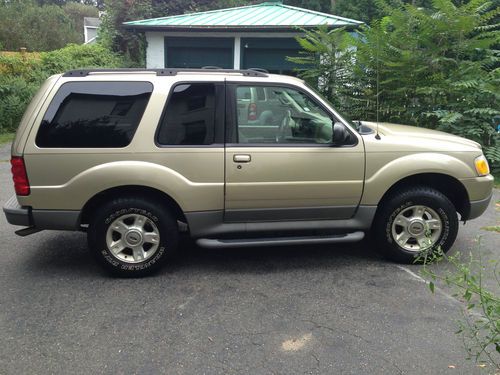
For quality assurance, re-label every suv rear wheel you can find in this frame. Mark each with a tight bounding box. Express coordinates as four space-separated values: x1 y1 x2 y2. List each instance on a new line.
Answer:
87 197 178 277
373 187 458 263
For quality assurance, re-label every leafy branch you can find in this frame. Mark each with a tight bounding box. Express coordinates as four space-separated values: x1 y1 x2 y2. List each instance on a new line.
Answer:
419 241 500 368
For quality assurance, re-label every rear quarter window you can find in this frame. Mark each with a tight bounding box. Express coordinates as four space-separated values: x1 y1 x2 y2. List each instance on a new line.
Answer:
36 81 153 148
156 83 216 146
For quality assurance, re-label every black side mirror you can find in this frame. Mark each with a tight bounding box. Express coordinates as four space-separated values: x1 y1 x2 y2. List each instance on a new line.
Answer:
332 122 349 145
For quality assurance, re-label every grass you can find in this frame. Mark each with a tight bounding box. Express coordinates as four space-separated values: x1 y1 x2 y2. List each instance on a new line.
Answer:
494 173 500 189
0 132 14 146
481 225 500 233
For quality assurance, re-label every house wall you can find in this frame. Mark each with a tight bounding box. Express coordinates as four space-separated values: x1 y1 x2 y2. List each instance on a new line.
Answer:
84 26 98 44
145 32 165 68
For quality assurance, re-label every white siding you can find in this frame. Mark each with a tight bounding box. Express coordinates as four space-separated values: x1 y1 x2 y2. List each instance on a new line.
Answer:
145 32 166 68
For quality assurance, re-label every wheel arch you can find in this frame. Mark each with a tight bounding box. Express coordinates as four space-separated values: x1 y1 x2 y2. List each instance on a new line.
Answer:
375 173 470 221
80 185 186 226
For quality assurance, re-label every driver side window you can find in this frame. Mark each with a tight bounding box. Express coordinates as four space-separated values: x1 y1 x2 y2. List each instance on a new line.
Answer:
235 85 334 145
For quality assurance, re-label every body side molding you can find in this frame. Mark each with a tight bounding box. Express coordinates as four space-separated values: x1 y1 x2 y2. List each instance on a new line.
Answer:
186 206 377 238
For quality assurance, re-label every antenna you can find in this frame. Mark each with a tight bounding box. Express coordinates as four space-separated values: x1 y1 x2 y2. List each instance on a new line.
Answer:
375 28 381 140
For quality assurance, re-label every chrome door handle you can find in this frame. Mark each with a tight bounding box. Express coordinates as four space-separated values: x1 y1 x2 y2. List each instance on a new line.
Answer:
233 154 251 163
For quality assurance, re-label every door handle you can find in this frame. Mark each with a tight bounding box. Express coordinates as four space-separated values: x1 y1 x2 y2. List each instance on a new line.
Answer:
233 154 251 163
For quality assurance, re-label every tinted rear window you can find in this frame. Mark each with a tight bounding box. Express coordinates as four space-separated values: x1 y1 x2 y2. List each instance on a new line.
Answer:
36 82 153 148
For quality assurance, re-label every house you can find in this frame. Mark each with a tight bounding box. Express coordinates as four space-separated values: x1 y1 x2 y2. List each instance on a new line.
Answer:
124 1 363 73
84 17 101 44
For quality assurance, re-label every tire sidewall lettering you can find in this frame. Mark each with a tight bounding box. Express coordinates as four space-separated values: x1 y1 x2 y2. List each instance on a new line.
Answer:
105 208 158 225
385 200 414 244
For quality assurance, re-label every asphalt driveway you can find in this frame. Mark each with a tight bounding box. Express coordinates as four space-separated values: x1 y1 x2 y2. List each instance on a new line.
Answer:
0 142 498 374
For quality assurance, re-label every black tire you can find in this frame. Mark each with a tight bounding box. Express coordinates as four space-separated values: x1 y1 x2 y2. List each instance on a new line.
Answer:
373 186 458 263
87 197 178 277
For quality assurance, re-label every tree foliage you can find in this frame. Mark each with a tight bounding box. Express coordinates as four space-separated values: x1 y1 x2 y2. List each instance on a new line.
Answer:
0 44 122 133
333 0 383 23
98 0 153 66
292 0 500 168
63 2 99 43
288 26 369 119
0 0 98 51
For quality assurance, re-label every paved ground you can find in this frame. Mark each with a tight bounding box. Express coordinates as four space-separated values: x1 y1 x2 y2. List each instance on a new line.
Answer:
1 142 499 374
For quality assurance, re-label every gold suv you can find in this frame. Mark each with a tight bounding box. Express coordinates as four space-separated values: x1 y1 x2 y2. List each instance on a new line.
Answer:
3 68 494 276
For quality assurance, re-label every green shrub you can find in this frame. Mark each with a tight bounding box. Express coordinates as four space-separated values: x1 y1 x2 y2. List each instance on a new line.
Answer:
0 43 123 133
0 76 39 133
420 244 499 367
41 43 122 75
0 53 42 81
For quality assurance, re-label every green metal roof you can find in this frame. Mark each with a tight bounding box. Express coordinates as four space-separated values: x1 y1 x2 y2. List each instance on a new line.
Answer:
124 1 363 30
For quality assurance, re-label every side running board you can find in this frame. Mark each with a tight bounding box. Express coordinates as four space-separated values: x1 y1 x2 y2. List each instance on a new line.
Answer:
196 231 365 249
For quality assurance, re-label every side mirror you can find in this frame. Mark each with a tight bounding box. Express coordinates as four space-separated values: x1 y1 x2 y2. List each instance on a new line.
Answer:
332 122 350 145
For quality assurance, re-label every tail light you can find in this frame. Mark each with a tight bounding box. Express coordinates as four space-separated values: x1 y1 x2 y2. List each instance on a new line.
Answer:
248 103 257 121
11 156 30 196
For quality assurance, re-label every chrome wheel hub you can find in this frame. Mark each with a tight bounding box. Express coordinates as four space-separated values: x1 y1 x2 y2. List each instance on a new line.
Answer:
408 220 425 236
391 205 442 253
106 214 160 263
124 230 143 247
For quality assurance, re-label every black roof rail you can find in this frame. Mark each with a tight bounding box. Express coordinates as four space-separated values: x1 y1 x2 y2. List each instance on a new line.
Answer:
63 68 268 77
62 68 162 77
247 67 269 73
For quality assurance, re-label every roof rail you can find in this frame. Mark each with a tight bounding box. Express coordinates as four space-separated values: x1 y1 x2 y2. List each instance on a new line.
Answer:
247 67 269 73
63 68 268 77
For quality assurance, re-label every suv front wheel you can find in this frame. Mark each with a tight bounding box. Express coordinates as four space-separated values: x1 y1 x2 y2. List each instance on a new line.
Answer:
373 187 459 263
88 197 178 276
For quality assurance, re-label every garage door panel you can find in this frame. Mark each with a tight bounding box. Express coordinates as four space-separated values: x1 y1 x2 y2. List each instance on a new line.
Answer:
241 37 302 72
167 46 233 69
165 37 233 69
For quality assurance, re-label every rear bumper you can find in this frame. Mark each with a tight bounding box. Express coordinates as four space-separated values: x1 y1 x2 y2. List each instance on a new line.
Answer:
3 195 80 230
3 195 32 226
468 193 492 220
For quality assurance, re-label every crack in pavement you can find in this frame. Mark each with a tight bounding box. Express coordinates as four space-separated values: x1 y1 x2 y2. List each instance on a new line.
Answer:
302 318 404 375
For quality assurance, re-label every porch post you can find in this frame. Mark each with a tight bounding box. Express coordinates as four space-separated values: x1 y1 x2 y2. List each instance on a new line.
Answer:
233 36 241 69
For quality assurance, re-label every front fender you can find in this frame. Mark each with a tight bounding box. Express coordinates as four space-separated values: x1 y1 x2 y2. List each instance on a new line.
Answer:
361 152 475 205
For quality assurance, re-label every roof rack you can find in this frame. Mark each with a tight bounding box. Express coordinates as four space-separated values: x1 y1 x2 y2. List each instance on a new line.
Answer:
247 67 269 73
62 68 268 77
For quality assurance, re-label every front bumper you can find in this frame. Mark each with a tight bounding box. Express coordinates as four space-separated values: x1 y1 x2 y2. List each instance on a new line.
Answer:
468 193 493 220
3 195 80 230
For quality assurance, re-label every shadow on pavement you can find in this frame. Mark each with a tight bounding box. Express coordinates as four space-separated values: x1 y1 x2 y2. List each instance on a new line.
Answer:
20 231 385 278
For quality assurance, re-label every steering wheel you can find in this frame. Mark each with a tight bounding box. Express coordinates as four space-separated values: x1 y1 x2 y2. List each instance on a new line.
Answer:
276 110 293 143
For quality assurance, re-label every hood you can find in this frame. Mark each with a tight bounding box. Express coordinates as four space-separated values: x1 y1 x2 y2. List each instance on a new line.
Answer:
361 121 482 151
